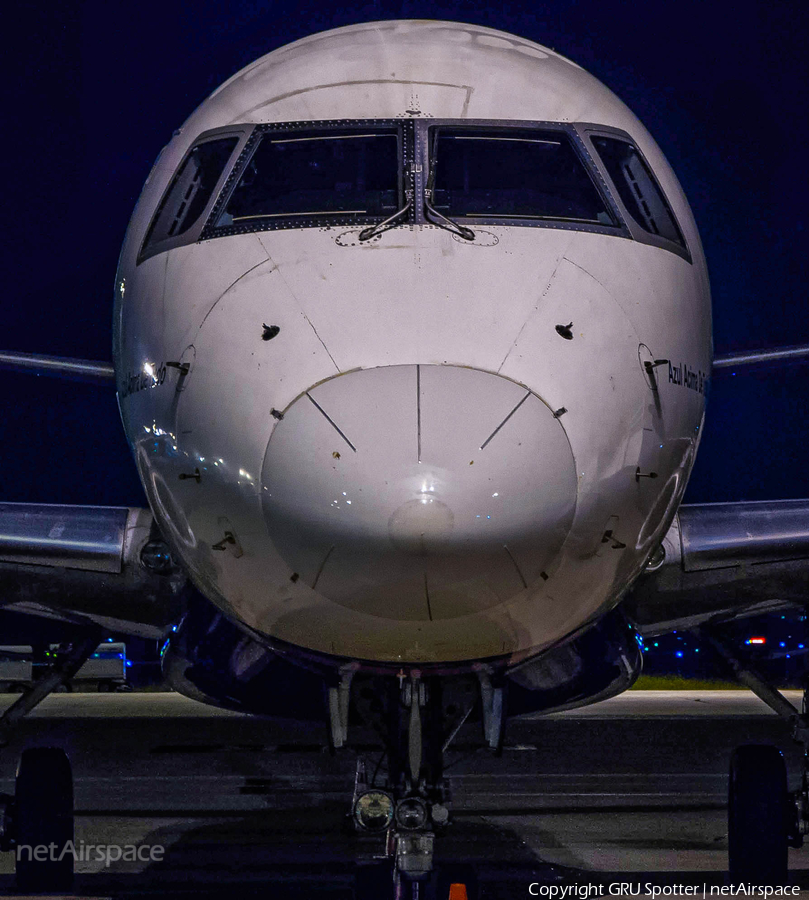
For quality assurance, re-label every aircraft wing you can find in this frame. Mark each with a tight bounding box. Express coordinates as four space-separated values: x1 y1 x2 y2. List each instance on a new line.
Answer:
2 497 805 644
712 344 809 373
1 496 807 647
0 503 185 638
625 499 809 636
0 351 115 384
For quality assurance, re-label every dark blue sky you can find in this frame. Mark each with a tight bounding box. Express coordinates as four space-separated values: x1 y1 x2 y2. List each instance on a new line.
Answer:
3 0 808 508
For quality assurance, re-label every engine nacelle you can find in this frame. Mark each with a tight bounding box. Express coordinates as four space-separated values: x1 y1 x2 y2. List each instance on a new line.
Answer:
506 609 642 716
161 593 328 719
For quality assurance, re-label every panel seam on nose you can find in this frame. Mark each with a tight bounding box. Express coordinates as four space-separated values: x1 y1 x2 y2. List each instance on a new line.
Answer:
479 390 531 450
312 545 335 589
416 364 422 464
503 544 529 589
306 393 357 452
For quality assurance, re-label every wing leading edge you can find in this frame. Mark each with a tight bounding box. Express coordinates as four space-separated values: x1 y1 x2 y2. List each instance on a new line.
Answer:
1 498 807 644
0 351 114 385
713 344 809 373
0 503 185 638
626 499 809 636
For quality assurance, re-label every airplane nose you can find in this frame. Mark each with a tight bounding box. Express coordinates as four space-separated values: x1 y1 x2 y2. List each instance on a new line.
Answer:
261 365 577 622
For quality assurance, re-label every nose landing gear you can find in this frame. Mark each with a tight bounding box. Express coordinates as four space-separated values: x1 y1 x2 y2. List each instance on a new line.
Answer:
341 671 490 899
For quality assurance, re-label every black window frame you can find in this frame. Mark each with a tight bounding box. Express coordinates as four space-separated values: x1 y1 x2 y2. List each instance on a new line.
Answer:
202 120 411 239
136 118 691 266
417 119 628 238
138 126 251 265
578 124 691 264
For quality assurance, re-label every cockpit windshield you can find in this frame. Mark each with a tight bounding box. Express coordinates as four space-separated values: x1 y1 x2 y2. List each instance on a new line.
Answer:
140 120 695 264
590 135 686 249
429 128 616 226
214 128 400 227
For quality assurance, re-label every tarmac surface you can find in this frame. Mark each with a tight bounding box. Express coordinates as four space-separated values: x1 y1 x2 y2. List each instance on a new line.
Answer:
0 690 806 898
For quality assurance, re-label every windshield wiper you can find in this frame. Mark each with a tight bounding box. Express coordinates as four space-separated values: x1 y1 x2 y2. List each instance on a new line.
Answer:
358 194 413 242
424 130 475 242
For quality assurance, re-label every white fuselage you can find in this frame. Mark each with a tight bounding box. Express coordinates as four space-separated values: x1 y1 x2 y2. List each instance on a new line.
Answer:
113 21 711 665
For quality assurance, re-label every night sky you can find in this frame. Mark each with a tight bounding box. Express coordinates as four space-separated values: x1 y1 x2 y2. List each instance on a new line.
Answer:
4 0 808 510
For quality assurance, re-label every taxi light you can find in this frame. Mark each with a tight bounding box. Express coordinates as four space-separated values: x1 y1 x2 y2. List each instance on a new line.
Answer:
353 790 394 832
395 797 429 830
449 885 469 900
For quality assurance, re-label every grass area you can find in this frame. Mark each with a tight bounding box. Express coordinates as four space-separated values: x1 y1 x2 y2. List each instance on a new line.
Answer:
631 674 746 690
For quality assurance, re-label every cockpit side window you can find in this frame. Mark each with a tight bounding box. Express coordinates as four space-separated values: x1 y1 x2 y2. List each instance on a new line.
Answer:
590 136 686 250
213 127 400 229
139 136 239 263
430 128 617 226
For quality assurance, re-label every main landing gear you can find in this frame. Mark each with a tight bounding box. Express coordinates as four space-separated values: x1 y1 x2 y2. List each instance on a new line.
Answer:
728 745 788 883
698 628 809 885
0 634 97 892
330 668 502 899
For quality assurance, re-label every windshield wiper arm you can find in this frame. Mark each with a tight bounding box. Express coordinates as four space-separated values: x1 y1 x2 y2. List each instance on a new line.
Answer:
424 201 476 241
424 130 475 242
358 195 413 242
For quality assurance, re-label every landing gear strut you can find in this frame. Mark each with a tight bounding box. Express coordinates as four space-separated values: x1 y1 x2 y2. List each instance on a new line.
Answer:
0 634 97 892
339 670 492 899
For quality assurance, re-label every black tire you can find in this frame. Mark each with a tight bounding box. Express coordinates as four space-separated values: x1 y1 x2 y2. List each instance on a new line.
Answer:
15 747 74 892
728 744 788 884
